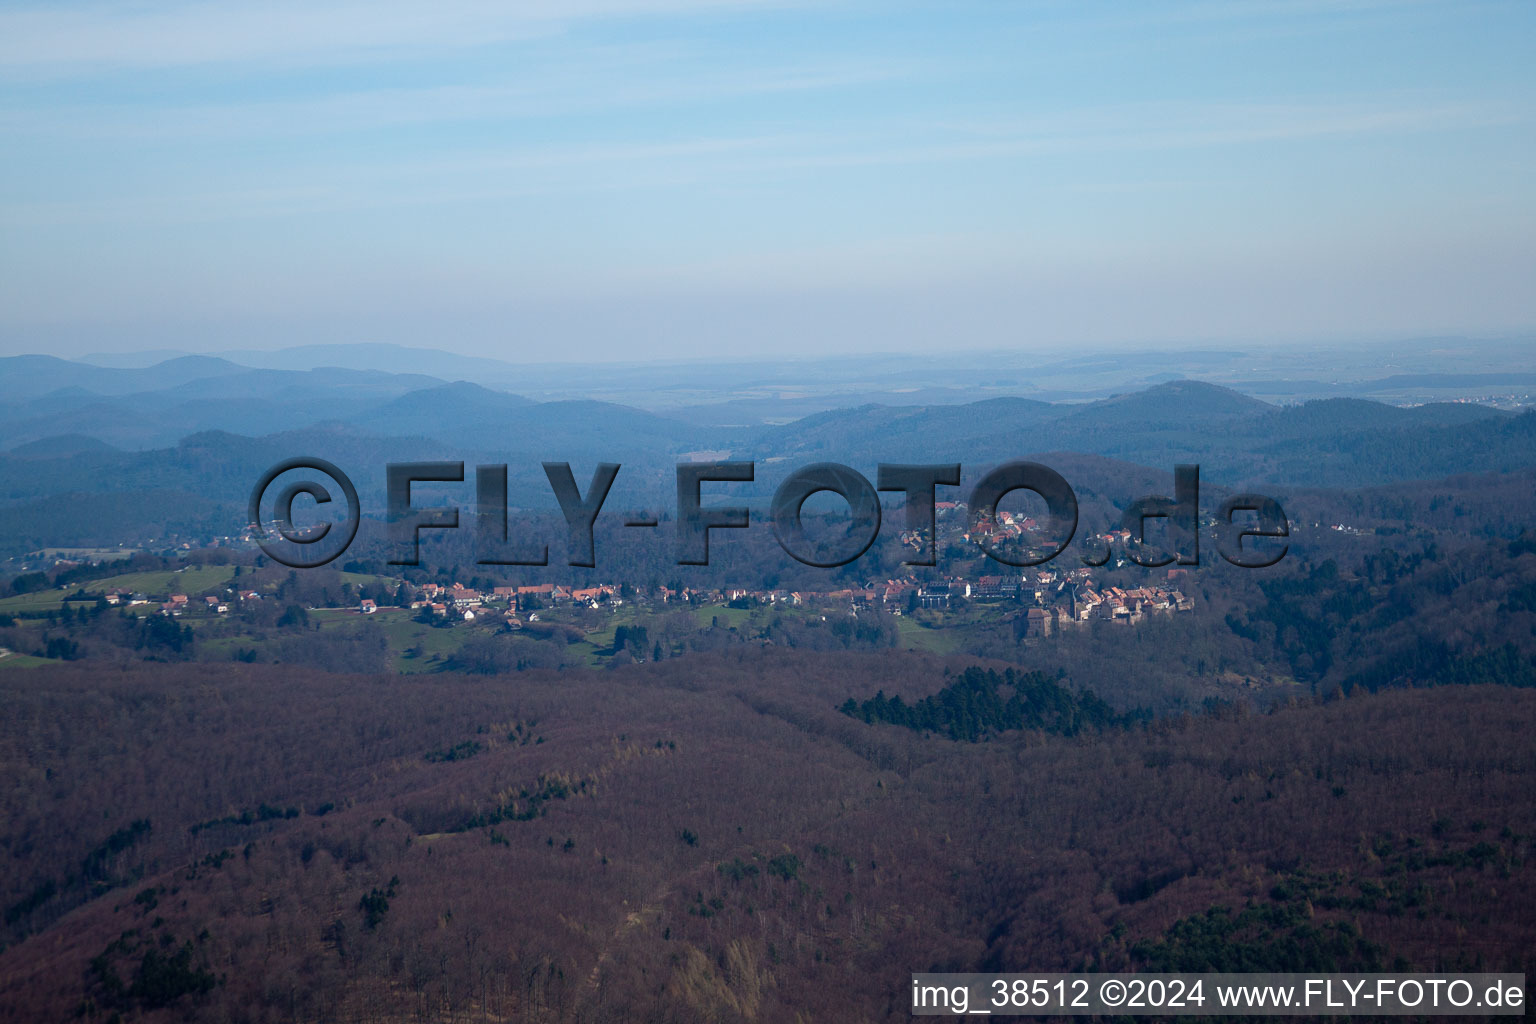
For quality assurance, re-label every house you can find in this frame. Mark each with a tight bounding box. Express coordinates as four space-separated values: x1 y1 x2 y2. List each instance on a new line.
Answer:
360 599 377 614
1109 599 1139 624
973 575 1020 600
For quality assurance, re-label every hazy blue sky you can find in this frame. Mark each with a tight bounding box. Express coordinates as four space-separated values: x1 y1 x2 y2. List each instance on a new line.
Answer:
1 0 1532 361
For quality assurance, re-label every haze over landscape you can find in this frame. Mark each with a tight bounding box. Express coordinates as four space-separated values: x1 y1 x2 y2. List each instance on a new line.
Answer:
2 3 1535 1023
2 0 1534 360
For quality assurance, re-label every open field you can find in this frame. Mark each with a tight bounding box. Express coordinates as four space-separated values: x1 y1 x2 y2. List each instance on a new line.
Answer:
894 614 964 654
0 566 238 616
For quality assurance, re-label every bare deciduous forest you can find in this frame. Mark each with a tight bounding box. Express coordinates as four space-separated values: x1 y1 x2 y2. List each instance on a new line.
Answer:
0 648 1532 1022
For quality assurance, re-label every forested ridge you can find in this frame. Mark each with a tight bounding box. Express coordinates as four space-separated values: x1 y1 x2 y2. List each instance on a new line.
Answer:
0 653 1532 1022
3 376 1535 556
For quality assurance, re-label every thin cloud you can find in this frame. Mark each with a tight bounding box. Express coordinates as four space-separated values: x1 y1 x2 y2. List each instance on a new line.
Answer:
0 0 790 75
0 97 1512 228
0 58 912 140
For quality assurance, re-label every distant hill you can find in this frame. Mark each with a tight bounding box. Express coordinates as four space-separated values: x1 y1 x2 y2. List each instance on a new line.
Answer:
214 343 527 381
1262 398 1508 438
1 378 1532 549
666 387 1011 427
738 386 1530 489
77 342 531 380
6 434 121 457
0 354 250 400
150 366 448 402
1058 380 1275 427
75 348 197 369
0 366 453 450
345 384 709 457
751 397 1060 462
349 381 534 434
745 384 1274 471
1254 407 1536 487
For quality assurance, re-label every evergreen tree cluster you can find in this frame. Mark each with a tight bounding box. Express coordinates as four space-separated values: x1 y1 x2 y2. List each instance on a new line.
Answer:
838 666 1138 741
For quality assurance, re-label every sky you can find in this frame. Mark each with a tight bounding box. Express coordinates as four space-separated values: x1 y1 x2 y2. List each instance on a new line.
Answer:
0 0 1533 363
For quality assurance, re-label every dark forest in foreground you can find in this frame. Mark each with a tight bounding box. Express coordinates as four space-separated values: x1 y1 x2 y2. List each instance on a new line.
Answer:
1 654 1532 1022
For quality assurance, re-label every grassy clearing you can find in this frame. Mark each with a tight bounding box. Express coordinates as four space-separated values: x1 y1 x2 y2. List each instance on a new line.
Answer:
86 566 237 597
895 615 964 654
0 589 75 615
370 610 478 673
692 604 756 630
0 650 52 669
0 567 240 616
